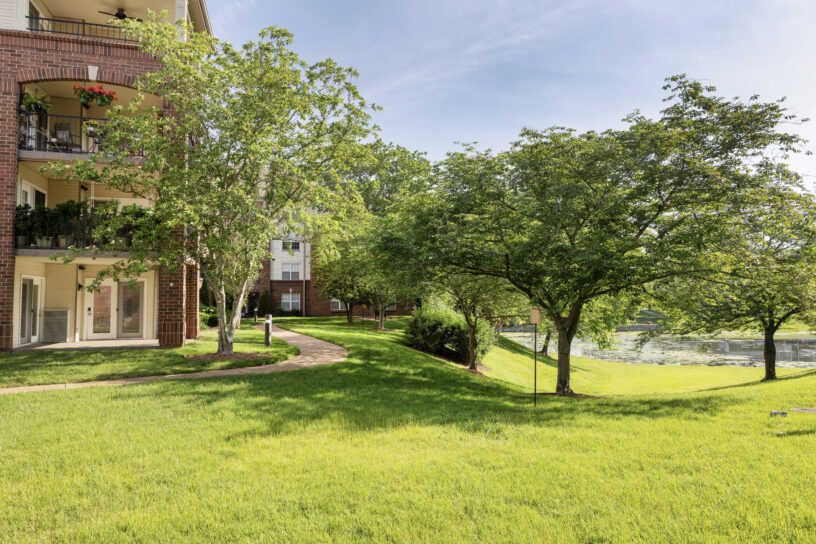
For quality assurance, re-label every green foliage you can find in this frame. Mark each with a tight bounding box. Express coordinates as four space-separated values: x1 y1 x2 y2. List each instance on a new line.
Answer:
406 75 807 393
405 305 496 364
257 290 271 316
47 16 374 353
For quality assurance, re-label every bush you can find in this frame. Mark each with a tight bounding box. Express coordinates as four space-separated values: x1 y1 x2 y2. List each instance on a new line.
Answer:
405 305 496 364
275 307 301 317
258 290 270 316
206 314 219 327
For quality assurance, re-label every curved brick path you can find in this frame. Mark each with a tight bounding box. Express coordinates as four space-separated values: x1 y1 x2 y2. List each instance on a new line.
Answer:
0 324 347 396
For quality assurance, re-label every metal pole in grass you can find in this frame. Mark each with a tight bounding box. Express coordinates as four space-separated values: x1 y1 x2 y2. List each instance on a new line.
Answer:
530 307 541 406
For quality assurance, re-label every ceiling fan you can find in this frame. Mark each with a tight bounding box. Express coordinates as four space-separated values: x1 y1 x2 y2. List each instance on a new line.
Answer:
98 8 142 22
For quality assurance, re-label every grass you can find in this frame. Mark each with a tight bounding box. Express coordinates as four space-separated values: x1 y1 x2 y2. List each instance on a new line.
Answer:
0 320 298 388
485 336 803 395
0 316 814 542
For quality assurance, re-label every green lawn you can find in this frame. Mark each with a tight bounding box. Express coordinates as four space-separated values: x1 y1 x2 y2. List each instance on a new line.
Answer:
0 317 815 542
0 321 298 388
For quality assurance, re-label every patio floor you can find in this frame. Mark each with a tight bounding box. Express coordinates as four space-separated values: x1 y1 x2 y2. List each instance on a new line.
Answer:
15 339 160 351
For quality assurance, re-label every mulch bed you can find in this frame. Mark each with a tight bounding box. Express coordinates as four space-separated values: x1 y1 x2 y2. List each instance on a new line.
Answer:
185 353 270 363
367 327 398 332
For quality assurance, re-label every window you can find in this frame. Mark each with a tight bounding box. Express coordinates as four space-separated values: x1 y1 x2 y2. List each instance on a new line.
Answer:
281 263 299 281
281 293 300 311
331 298 347 311
386 302 397 311
282 241 300 252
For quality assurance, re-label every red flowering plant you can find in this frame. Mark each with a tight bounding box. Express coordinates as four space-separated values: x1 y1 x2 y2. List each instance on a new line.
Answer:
72 84 118 107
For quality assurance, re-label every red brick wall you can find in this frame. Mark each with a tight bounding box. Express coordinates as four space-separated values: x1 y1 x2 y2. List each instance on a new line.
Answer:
269 279 413 317
158 266 186 348
0 30 167 350
185 264 199 340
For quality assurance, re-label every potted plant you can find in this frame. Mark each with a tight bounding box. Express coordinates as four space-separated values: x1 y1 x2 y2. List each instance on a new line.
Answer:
72 84 117 108
32 206 53 249
54 200 84 249
14 204 31 247
83 120 100 136
21 93 53 114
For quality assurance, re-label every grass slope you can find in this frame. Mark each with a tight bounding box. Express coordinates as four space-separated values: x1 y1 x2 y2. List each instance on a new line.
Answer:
0 316 814 543
0 321 298 387
485 336 804 395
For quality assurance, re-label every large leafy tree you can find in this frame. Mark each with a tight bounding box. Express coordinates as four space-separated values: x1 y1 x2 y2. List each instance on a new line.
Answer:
313 141 430 329
649 187 816 380
412 76 804 394
51 17 373 353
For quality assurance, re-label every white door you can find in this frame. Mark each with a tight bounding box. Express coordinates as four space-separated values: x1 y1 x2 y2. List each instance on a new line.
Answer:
19 276 44 345
86 282 116 340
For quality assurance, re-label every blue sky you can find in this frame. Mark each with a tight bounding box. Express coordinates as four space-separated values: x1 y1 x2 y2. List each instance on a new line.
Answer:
208 0 816 184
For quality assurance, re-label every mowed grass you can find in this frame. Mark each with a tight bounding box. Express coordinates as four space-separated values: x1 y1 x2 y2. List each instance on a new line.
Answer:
485 336 804 395
0 317 814 542
0 321 298 387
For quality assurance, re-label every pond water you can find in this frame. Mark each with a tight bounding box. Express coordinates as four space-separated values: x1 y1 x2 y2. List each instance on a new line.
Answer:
502 331 816 368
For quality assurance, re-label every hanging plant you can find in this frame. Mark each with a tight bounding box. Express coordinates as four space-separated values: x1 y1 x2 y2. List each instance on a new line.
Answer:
21 93 53 113
72 84 118 108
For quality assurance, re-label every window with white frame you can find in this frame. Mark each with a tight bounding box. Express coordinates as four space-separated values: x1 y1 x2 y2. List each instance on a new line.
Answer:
282 241 300 252
386 302 397 311
281 263 300 280
330 298 347 311
281 293 300 311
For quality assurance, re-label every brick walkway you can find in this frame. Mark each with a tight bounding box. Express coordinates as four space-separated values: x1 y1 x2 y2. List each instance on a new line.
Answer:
0 324 347 396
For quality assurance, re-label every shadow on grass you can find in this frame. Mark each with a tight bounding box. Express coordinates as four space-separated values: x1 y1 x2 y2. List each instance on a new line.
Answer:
698 368 816 393
120 318 741 442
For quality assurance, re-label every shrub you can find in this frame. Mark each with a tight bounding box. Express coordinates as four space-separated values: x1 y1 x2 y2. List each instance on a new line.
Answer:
275 307 301 317
405 305 496 364
258 290 271 316
206 314 219 327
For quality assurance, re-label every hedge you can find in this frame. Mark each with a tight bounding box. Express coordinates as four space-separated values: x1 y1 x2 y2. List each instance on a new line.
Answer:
405 305 496 364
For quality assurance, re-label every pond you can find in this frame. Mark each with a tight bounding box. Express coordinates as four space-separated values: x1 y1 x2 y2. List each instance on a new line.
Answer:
502 331 816 368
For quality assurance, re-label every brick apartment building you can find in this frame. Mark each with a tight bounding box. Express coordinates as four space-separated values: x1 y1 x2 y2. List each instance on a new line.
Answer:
0 0 211 350
253 239 412 317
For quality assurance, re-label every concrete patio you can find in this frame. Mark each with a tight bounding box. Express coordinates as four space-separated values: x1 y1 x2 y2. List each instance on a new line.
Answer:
14 339 160 352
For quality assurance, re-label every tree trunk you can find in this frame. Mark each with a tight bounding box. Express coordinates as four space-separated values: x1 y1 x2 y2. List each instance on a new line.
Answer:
467 324 478 371
214 279 250 355
214 286 234 355
378 299 386 330
763 325 777 380
346 303 354 325
553 303 583 395
539 328 551 356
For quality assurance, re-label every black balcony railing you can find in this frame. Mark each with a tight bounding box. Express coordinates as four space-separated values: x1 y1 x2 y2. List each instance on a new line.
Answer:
18 112 144 157
15 209 128 251
26 15 136 42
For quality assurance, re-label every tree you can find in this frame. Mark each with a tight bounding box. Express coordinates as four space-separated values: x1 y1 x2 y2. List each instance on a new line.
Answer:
433 273 526 370
313 141 430 329
648 187 816 380
411 76 804 394
50 17 373 353
311 234 372 324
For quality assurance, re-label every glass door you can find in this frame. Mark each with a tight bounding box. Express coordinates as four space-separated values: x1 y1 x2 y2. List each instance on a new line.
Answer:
86 283 115 340
117 282 144 338
19 279 31 345
18 277 43 345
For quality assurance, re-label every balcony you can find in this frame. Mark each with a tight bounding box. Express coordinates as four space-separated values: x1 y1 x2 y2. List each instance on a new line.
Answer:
18 112 144 157
14 206 149 253
26 15 135 42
